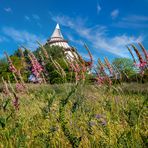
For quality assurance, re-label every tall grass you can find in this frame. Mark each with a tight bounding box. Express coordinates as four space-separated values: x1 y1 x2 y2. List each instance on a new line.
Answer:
0 83 147 147
0 43 148 147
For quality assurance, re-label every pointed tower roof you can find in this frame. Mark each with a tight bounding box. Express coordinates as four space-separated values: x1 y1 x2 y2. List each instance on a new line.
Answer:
51 23 63 39
47 23 71 49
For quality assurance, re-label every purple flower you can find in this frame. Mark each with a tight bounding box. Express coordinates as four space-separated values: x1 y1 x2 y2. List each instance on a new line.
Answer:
95 114 102 119
101 120 107 126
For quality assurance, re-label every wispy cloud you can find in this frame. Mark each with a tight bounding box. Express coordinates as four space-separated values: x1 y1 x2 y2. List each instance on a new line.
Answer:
25 15 30 21
111 9 119 19
79 51 98 61
25 14 40 21
66 34 83 46
114 22 148 29
2 27 46 50
97 3 101 14
4 7 12 13
32 14 40 20
67 34 98 61
0 36 8 43
51 14 143 57
24 14 42 27
122 15 148 22
113 15 148 29
110 9 119 19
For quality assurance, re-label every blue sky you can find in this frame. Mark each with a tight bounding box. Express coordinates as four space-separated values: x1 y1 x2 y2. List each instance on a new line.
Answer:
0 0 148 61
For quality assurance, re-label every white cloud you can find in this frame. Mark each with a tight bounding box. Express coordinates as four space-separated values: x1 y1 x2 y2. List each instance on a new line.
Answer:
4 7 12 13
25 15 30 21
2 27 46 50
79 51 98 61
114 22 148 29
66 34 83 46
122 15 148 22
113 14 148 29
32 14 40 20
111 9 119 19
24 15 42 27
51 15 143 57
0 36 8 43
97 3 101 14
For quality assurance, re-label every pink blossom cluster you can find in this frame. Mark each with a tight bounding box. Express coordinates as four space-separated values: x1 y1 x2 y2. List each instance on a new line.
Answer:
9 62 17 73
69 61 87 82
134 56 147 75
96 59 113 86
70 62 80 81
134 61 147 69
4 52 17 73
29 53 43 78
104 58 113 75
2 84 10 96
16 83 24 92
96 76 104 85
96 74 112 86
98 65 106 76
130 44 148 74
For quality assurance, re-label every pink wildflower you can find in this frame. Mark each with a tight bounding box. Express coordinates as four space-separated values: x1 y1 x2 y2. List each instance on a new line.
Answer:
104 58 113 75
74 62 81 73
4 52 17 73
16 83 24 92
29 53 43 78
96 75 104 85
132 44 145 64
138 43 148 62
75 72 80 82
81 62 87 73
132 44 147 73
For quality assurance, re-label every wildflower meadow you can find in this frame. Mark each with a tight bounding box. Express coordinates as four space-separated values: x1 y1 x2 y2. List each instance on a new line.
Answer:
0 43 148 148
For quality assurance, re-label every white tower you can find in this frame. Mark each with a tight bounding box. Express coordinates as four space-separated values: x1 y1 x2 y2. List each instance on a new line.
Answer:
47 23 78 60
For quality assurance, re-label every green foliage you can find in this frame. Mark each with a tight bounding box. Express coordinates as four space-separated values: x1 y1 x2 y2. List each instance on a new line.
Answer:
112 58 137 81
37 44 65 60
0 46 68 83
36 45 75 84
0 50 30 82
0 58 12 82
112 58 136 75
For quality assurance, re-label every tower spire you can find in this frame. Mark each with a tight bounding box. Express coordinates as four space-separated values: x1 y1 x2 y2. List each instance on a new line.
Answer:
46 23 78 60
51 23 63 39
47 23 70 49
56 23 60 29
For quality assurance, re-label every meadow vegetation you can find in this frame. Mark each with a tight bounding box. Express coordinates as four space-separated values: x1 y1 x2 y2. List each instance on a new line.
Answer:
0 43 148 147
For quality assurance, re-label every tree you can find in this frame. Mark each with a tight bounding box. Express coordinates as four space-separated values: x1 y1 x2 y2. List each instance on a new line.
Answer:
36 45 71 84
112 58 137 79
0 58 12 82
36 44 65 59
